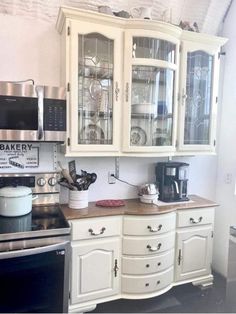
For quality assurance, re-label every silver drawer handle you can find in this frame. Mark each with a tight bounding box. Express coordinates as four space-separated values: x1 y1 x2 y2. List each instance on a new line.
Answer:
88 227 106 236
189 216 203 224
147 243 162 252
147 224 162 232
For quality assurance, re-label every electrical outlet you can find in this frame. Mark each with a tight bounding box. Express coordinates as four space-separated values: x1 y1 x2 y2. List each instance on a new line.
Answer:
108 171 116 184
225 173 232 184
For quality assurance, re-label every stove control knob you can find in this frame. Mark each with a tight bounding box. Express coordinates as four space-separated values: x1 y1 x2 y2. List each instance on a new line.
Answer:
48 177 57 186
37 177 46 187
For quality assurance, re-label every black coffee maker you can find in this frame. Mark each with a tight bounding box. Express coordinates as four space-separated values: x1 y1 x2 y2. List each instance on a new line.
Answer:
156 162 189 202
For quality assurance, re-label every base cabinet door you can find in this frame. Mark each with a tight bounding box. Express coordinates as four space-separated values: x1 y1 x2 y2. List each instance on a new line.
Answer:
70 238 120 304
175 226 213 282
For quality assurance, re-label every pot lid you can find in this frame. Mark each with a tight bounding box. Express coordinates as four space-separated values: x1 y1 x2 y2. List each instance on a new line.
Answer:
0 186 32 197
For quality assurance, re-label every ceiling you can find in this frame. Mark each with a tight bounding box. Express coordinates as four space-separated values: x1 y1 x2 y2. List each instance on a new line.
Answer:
0 0 233 35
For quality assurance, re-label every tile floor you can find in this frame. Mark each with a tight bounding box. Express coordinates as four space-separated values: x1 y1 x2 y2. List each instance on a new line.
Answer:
90 272 232 313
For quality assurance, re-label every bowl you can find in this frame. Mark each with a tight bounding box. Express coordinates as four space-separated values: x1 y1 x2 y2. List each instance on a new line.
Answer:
140 193 158 204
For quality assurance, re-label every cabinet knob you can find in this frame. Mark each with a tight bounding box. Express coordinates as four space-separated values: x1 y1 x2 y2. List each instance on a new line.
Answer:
88 227 106 236
146 264 150 268
145 283 149 287
147 224 162 232
157 280 160 285
147 243 162 252
189 216 203 224
157 262 161 266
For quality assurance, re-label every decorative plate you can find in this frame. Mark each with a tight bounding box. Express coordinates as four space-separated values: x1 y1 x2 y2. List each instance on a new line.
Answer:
96 199 125 207
130 126 147 146
81 124 105 144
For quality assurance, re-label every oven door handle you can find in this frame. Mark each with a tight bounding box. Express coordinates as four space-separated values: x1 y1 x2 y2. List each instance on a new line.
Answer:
36 85 44 140
0 241 70 260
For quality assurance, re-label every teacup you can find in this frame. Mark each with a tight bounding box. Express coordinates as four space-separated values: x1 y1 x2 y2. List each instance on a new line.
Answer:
131 7 152 19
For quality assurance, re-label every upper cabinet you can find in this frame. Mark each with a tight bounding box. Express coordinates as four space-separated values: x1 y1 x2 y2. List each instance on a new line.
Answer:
178 31 226 153
56 7 227 157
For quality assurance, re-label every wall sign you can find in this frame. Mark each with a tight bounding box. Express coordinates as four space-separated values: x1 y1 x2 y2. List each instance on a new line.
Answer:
0 143 40 169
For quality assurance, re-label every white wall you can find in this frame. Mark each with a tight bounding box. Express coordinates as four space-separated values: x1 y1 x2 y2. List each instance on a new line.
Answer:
212 1 236 277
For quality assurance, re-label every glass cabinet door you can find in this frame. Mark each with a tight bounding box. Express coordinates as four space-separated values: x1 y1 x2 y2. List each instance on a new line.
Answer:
69 21 122 154
178 40 220 153
184 50 214 145
78 33 114 145
123 32 179 153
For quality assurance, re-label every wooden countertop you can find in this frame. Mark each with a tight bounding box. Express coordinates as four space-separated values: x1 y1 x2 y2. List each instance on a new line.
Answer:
61 195 218 220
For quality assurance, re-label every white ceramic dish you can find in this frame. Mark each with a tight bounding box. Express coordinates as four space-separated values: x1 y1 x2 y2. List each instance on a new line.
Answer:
140 193 158 204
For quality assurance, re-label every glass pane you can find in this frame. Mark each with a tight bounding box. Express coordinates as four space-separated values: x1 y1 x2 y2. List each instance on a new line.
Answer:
133 37 176 63
184 51 213 145
131 66 174 146
78 33 114 145
0 96 38 130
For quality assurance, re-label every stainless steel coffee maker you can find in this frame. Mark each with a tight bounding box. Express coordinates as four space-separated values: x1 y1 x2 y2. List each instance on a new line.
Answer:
155 162 189 202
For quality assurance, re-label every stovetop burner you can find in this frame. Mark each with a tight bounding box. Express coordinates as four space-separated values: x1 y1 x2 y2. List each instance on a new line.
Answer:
0 205 70 241
0 172 70 242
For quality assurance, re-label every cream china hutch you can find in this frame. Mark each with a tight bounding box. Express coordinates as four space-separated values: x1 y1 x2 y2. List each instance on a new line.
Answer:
56 6 227 157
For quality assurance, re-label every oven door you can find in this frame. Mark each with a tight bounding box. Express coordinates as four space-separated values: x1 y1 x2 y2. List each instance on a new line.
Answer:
0 241 70 313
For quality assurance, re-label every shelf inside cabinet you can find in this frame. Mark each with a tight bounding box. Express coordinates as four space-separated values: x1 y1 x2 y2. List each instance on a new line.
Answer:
78 110 113 120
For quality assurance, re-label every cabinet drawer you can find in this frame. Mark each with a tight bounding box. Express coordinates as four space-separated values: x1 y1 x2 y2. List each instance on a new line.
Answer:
122 249 174 275
123 212 176 236
122 267 173 294
123 232 175 255
177 208 215 228
70 216 121 240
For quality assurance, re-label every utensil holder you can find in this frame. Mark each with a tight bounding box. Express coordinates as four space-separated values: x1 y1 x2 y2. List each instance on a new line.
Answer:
69 190 88 209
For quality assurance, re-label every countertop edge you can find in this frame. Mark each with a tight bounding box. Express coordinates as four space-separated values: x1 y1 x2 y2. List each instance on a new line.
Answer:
60 195 218 220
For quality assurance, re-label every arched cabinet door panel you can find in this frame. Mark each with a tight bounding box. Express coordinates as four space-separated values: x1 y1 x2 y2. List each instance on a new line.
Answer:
175 226 213 282
71 238 120 304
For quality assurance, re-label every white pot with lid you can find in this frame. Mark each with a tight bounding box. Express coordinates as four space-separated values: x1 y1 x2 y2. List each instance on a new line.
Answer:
0 186 37 217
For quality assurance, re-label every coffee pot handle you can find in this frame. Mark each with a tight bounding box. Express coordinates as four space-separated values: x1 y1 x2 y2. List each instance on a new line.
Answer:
173 180 179 195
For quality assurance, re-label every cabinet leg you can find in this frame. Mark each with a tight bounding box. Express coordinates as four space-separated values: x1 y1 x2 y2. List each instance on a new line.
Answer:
192 275 214 290
69 304 97 313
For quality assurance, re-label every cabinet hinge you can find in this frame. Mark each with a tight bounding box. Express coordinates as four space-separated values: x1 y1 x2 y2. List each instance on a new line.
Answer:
67 137 70 146
178 249 182 265
218 51 226 59
67 26 70 36
67 82 70 92
211 231 214 238
69 291 71 300
214 139 216 146
216 96 218 103
179 44 182 53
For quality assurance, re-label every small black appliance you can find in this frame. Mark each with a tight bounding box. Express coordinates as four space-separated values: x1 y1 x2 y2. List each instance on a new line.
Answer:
156 161 189 202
